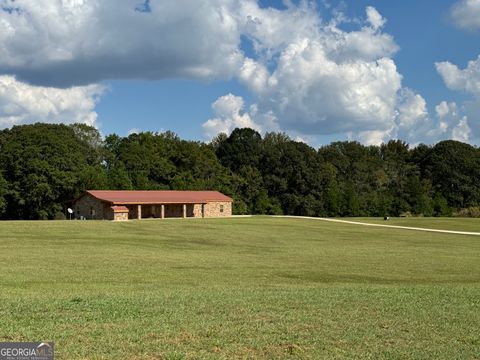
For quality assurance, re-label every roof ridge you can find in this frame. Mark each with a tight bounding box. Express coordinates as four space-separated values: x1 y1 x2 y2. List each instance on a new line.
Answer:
83 190 233 204
88 190 222 192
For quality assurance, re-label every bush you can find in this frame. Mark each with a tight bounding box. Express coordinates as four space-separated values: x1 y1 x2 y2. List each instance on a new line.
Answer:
454 207 480 218
54 212 67 220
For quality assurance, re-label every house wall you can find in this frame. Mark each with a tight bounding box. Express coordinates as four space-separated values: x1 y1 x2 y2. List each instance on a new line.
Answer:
113 212 129 221
193 204 203 218
204 202 232 217
161 202 231 218
74 194 109 220
74 195 233 220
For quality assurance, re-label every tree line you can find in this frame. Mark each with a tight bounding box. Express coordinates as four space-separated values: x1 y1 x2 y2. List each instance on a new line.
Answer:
0 123 479 220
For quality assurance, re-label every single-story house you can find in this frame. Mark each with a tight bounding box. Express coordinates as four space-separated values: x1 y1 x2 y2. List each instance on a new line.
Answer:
73 190 233 221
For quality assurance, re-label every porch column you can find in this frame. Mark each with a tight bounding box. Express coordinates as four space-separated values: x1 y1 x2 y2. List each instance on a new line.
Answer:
137 204 142 220
161 204 165 219
182 204 186 218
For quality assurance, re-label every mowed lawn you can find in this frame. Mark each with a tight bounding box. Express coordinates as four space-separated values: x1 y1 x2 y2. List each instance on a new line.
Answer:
352 217 480 232
0 217 479 359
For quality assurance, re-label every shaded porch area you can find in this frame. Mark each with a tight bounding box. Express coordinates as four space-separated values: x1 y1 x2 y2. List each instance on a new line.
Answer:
125 203 205 219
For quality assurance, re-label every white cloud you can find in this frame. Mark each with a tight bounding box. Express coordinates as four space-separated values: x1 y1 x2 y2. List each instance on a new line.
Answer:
260 42 402 135
433 101 472 143
452 117 472 142
0 75 104 129
393 89 429 142
436 55 480 143
0 1 474 145
354 130 391 146
435 100 453 119
238 58 269 94
226 6 404 144
0 0 245 86
238 0 321 58
436 56 480 95
202 94 262 139
451 0 480 31
366 6 386 31
204 5 466 145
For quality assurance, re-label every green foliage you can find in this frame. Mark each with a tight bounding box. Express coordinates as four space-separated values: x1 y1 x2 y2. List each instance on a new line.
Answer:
454 207 480 218
0 123 105 219
216 128 262 171
0 172 7 216
1 124 479 219
433 194 452 217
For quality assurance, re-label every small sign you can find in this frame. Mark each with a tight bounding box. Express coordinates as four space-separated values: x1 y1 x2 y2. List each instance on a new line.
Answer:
0 342 54 360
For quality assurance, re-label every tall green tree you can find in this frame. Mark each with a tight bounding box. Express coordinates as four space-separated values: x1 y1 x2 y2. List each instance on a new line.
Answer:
0 172 7 217
216 128 262 171
422 141 480 209
0 124 479 219
0 123 105 219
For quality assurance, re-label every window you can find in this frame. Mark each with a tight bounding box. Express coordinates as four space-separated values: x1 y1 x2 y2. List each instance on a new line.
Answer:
91 207 96 217
220 204 224 213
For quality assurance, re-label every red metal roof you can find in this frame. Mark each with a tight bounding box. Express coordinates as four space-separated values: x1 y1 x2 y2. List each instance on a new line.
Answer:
110 206 129 212
86 190 233 204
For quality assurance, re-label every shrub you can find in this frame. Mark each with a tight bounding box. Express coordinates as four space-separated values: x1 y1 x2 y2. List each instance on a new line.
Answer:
454 207 480 218
54 212 67 220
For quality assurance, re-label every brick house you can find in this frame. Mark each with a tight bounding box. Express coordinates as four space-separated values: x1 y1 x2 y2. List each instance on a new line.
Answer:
73 190 233 221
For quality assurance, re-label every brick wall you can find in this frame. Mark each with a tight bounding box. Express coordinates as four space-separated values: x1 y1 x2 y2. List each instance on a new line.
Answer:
204 201 232 217
113 211 129 221
74 194 109 220
193 204 203 218
74 195 233 220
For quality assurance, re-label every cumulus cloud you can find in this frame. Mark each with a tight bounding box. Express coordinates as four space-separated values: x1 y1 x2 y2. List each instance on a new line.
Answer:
204 4 478 145
202 94 262 139
450 0 480 31
393 90 430 142
436 56 480 96
436 55 480 142
366 6 387 31
206 5 405 143
0 0 245 87
256 42 402 135
0 1 473 145
452 117 472 142
0 75 104 129
434 101 472 142
238 0 321 58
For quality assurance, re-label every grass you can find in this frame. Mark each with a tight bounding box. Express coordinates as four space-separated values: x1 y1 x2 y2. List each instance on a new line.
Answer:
0 217 479 359
351 217 480 232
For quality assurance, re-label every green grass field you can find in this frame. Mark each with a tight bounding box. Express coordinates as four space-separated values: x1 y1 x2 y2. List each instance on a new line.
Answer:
0 217 479 359
352 217 480 232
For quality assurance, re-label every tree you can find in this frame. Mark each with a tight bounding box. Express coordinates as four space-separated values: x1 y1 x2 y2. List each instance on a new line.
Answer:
0 172 7 217
216 128 262 171
423 140 480 208
0 123 478 219
0 123 106 219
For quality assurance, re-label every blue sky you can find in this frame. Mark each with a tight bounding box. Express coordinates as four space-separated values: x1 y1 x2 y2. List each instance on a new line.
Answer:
0 0 479 146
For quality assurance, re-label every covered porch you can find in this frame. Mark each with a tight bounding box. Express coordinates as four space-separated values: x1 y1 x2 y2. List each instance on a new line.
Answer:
125 203 206 220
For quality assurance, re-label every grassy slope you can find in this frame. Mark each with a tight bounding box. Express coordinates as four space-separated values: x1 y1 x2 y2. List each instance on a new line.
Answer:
0 217 479 359
350 217 480 232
